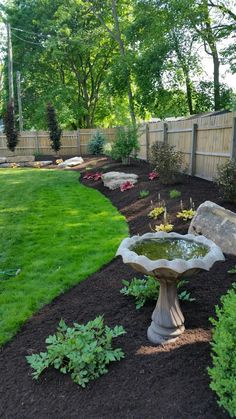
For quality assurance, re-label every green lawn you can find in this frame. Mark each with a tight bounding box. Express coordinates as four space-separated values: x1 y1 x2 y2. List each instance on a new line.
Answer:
0 168 128 345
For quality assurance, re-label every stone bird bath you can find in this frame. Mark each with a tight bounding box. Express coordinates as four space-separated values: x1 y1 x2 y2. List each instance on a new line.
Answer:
116 232 225 345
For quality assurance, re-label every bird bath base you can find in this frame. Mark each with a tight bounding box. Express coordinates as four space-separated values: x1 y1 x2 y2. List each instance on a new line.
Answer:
147 279 185 344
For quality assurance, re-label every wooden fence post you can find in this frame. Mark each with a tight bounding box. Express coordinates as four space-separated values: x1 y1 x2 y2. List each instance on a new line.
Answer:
77 129 81 155
145 123 150 161
230 117 236 160
35 131 40 154
163 122 168 144
190 123 198 176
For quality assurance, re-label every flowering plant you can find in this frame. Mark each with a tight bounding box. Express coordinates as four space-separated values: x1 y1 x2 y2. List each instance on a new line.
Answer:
148 171 159 181
155 223 174 232
120 181 134 192
83 172 102 181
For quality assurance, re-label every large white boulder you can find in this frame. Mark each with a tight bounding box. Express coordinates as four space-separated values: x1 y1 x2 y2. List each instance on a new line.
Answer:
102 171 138 190
58 157 84 168
0 157 7 164
188 200 236 255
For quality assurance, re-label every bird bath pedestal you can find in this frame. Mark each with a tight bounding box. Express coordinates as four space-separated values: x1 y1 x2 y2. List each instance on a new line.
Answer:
116 232 225 345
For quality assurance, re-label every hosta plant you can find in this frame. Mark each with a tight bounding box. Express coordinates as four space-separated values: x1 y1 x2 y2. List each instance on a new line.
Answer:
148 206 165 219
26 316 126 387
120 276 194 309
154 223 174 233
169 189 181 199
176 209 196 221
139 190 150 199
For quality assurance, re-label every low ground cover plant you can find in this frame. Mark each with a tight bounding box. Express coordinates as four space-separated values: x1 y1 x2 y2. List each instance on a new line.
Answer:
120 276 194 309
26 316 126 387
148 171 159 181
169 189 181 199
139 190 150 199
151 142 184 184
176 209 196 221
208 284 236 418
120 181 134 192
148 206 165 219
88 131 106 155
214 159 236 202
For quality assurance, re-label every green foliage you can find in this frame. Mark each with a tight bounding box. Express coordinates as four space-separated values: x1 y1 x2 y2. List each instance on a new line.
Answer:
208 285 236 417
214 159 236 202
88 131 106 155
3 101 19 152
176 209 196 221
169 189 181 199
120 276 194 309
151 142 184 184
111 125 140 163
46 103 62 152
26 316 126 387
148 206 165 219
228 266 236 274
139 190 150 199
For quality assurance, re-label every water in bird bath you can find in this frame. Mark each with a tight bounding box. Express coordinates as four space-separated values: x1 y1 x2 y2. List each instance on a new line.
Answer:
131 238 209 261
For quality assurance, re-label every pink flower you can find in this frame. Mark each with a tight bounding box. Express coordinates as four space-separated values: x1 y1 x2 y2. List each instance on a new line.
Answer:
120 181 134 192
148 171 159 181
83 172 102 181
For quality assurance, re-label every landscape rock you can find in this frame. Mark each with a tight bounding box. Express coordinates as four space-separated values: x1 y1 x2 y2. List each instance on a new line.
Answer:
0 163 11 168
5 155 35 163
58 157 84 168
188 200 236 255
0 157 7 164
102 171 138 190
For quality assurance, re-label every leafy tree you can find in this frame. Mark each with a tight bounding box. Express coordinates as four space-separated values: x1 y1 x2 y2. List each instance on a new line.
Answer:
3 100 18 151
46 103 62 153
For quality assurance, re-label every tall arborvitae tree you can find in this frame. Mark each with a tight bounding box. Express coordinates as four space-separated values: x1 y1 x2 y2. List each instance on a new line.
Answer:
46 103 62 153
3 101 18 152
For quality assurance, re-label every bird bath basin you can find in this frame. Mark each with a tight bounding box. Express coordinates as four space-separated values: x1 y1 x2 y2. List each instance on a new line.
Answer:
116 232 225 345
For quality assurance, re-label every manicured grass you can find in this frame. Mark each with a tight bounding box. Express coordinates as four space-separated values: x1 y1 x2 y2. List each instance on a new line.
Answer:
0 169 128 345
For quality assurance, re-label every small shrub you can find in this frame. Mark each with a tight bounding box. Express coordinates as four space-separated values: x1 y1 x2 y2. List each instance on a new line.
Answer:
208 285 236 417
3 101 19 152
214 159 236 202
148 171 159 181
111 125 140 164
46 103 62 153
150 142 184 184
148 206 165 219
120 276 194 309
88 131 106 155
176 209 196 221
139 190 150 199
170 189 181 199
26 316 126 387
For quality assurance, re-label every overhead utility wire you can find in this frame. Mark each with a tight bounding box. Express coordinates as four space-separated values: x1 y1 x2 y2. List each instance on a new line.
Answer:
12 32 44 46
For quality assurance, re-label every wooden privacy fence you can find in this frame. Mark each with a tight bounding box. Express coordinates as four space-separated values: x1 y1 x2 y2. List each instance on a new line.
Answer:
0 128 117 159
0 112 236 181
137 111 236 181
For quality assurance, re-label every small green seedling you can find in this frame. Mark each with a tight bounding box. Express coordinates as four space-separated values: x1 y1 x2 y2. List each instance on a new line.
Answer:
139 190 150 199
169 189 181 199
228 265 236 274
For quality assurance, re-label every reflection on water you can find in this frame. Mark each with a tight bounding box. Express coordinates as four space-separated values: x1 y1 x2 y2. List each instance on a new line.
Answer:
131 238 209 261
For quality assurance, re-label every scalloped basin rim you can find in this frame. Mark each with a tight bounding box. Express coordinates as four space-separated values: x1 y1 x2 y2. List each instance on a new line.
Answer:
116 232 225 274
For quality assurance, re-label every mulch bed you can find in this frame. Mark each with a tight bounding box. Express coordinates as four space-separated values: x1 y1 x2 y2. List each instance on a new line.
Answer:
1 157 235 419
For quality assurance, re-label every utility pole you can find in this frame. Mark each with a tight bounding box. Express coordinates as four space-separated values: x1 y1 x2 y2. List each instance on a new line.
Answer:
16 71 23 131
7 23 14 104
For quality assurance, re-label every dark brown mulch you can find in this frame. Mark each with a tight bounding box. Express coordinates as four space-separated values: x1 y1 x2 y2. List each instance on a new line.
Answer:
0 157 235 419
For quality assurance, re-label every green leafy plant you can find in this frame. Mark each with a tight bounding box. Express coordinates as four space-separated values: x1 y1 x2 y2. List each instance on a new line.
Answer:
88 131 106 155
3 101 19 152
228 265 236 274
176 209 196 221
154 223 174 232
46 102 62 153
26 316 126 387
214 159 236 202
148 206 165 219
139 190 150 199
208 284 236 417
169 189 181 199
120 276 195 309
111 125 140 164
150 142 184 184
